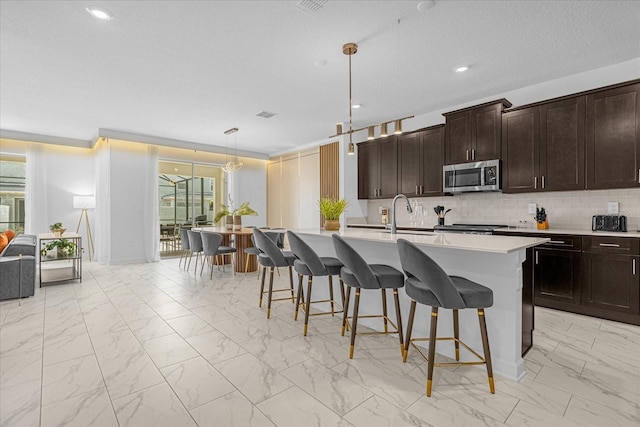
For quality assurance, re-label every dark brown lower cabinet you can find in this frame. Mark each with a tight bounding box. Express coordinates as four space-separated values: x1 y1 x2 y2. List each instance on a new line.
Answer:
581 236 640 321
533 235 582 311
495 232 640 326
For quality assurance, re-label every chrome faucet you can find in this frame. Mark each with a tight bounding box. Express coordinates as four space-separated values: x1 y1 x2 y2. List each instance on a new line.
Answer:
389 194 413 234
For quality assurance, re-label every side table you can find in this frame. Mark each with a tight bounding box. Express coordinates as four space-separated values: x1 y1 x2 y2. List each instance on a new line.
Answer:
38 232 82 286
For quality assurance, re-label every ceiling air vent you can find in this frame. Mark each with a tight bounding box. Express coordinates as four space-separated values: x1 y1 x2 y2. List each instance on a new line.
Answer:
296 0 328 14
256 110 277 119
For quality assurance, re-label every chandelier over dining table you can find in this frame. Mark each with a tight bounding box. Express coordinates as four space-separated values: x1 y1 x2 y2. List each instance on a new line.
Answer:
222 127 243 173
330 42 414 155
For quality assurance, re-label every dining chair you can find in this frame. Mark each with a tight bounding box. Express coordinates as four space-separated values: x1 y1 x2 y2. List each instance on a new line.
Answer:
178 227 191 269
186 230 203 273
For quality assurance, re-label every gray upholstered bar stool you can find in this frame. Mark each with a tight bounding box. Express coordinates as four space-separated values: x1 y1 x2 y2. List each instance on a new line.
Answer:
178 228 191 269
287 231 345 336
331 234 405 359
253 228 296 319
396 238 495 397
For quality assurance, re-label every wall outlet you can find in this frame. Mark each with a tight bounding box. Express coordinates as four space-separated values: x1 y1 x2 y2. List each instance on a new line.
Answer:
607 202 619 214
528 203 537 214
378 206 384 214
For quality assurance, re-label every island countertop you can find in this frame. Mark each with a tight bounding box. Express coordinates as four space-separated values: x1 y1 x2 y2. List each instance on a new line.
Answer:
294 228 549 254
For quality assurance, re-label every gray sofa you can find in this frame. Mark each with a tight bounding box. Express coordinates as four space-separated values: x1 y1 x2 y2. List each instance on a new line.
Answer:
0 234 37 300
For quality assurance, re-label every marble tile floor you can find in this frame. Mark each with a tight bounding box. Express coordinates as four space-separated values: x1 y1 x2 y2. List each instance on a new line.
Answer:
1 258 639 427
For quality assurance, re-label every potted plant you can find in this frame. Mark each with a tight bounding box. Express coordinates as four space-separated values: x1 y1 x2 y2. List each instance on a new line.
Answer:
49 222 66 237
214 197 258 230
40 238 76 258
318 198 348 230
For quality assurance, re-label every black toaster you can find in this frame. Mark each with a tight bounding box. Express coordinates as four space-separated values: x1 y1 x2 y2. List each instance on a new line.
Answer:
592 215 627 232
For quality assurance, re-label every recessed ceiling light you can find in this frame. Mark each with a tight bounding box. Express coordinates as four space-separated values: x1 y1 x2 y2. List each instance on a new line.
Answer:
86 7 113 20
455 65 469 73
352 104 361 109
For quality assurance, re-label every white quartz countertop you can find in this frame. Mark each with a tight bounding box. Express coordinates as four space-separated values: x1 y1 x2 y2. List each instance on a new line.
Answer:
295 228 549 254
494 227 640 238
348 224 640 238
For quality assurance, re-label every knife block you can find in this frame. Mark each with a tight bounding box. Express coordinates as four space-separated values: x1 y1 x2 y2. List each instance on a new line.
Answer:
536 219 549 230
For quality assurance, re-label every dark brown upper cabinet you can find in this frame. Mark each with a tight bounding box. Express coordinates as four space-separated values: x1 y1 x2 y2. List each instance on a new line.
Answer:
586 82 640 189
502 96 585 193
444 99 512 165
357 136 398 199
398 125 445 197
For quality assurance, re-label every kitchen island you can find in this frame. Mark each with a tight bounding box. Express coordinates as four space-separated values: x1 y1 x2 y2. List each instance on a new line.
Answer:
294 228 549 381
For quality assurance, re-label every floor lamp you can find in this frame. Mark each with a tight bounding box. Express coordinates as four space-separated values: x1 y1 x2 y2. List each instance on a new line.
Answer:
74 195 95 262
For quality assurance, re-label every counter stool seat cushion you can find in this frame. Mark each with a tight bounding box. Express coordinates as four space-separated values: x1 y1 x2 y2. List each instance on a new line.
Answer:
258 251 295 268
293 257 342 277
244 247 260 255
340 264 405 289
406 276 493 309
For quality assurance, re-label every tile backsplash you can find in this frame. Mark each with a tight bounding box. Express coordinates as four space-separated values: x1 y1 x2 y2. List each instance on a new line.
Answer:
366 189 640 231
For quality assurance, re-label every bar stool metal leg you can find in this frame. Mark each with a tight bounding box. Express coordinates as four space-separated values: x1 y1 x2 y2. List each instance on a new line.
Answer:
427 307 439 397
267 267 275 318
328 276 335 315
453 309 460 361
259 266 267 307
403 300 416 362
381 289 388 332
478 308 495 394
304 276 313 336
289 267 295 302
342 286 351 336
294 274 304 321
350 289 361 359
393 289 404 357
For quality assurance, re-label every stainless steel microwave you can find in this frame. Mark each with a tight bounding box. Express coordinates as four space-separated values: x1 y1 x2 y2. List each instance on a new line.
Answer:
443 160 501 193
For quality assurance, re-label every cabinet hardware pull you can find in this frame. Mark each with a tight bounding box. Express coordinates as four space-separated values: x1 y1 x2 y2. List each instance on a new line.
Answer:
599 243 620 247
542 176 545 189
420 185 424 194
534 176 537 189
472 149 475 160
535 251 539 264
549 240 565 244
416 185 419 195
633 259 636 275
638 169 640 184
466 150 469 161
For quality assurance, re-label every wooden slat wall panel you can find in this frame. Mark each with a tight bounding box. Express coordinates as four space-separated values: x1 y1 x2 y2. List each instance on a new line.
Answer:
319 141 340 227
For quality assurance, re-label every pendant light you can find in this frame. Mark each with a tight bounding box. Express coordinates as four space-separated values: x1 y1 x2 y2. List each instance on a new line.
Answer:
330 42 414 152
222 127 243 174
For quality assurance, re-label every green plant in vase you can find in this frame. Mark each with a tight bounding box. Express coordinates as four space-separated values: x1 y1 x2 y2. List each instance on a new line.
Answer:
49 222 66 237
214 196 258 230
318 198 348 230
40 239 77 258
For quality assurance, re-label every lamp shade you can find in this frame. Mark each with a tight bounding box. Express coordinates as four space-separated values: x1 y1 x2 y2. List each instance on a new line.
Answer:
73 195 96 209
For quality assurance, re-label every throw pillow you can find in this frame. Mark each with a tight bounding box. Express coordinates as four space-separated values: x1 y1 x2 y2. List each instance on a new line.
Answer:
0 234 8 253
4 229 15 242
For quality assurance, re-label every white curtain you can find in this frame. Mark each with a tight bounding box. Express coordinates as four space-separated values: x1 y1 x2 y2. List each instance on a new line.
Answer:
143 145 160 262
94 140 111 264
25 143 49 235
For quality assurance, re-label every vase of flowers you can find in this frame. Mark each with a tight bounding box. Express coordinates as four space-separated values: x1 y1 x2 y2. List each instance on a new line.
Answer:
49 222 66 238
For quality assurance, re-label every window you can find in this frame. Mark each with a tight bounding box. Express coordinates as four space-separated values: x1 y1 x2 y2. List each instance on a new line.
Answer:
0 155 26 232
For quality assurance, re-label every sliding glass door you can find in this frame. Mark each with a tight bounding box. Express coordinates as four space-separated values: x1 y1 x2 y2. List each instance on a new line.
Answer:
158 160 224 257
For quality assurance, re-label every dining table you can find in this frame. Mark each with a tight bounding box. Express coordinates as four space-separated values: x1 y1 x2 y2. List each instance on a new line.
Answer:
193 226 258 273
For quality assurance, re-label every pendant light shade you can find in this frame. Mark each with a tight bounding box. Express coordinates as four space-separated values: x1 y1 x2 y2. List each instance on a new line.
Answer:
336 123 343 135
367 126 375 140
347 142 355 155
380 123 388 137
394 119 403 134
222 127 243 174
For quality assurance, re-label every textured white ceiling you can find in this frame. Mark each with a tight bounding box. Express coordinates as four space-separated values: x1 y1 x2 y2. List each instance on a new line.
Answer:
1 0 639 155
